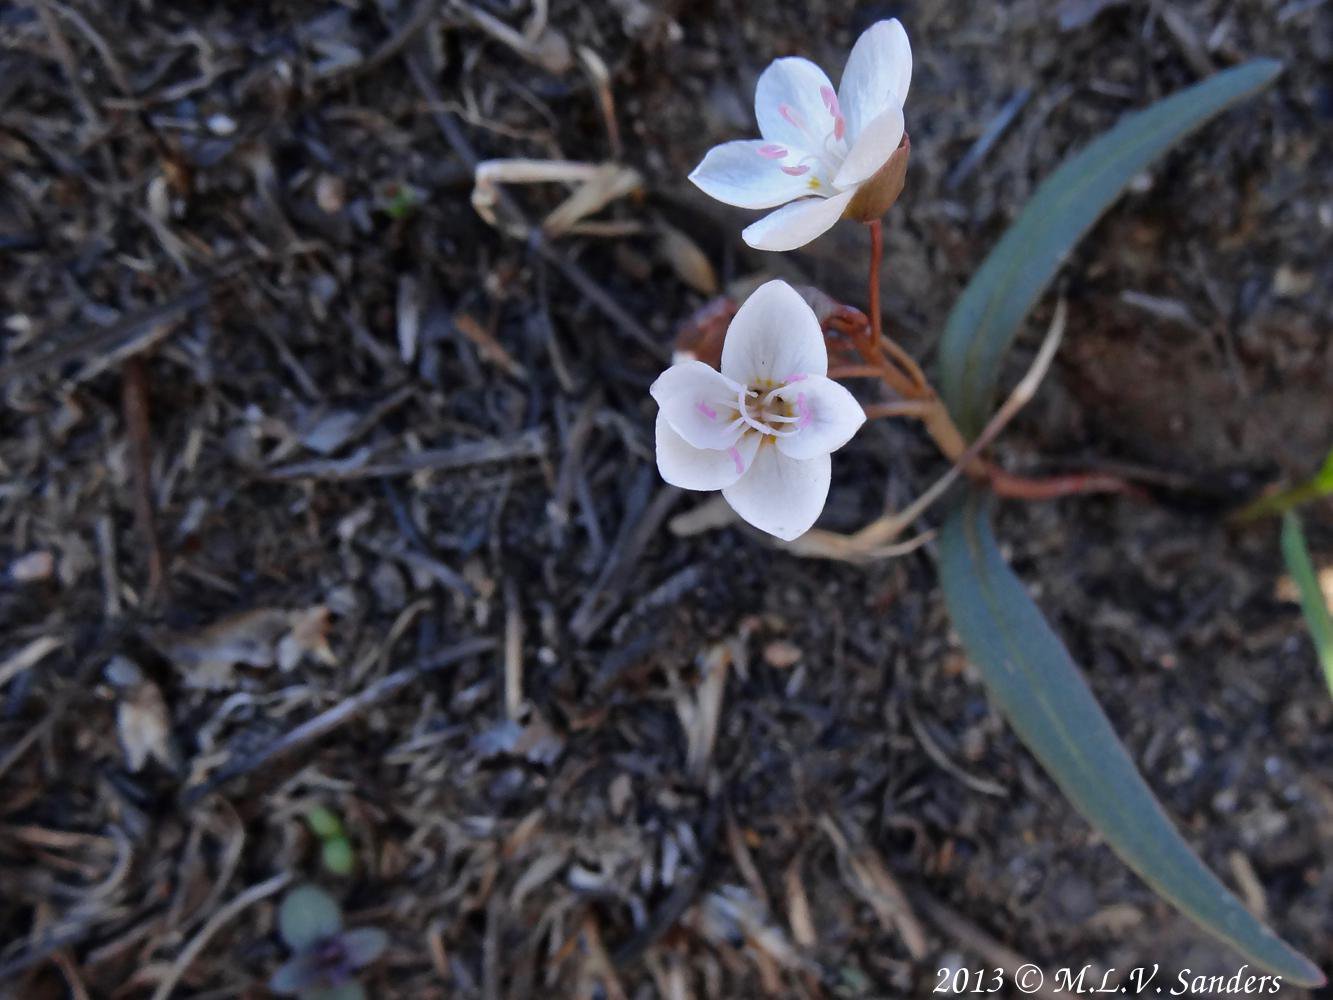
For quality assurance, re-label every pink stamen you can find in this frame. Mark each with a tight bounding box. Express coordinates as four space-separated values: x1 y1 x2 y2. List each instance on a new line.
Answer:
728 446 745 474
796 393 813 429
820 86 847 140
778 103 804 129
780 164 810 176
784 373 808 383
757 143 788 159
695 400 718 421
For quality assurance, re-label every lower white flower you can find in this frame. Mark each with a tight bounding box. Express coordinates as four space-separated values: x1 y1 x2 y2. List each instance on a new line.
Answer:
651 280 866 541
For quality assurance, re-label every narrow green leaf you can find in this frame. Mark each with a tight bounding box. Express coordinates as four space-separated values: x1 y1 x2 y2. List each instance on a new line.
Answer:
939 490 1324 985
939 59 1284 438
1281 513 1333 696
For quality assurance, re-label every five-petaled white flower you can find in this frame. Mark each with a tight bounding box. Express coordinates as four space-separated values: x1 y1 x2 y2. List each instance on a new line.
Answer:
689 19 912 251
651 280 865 540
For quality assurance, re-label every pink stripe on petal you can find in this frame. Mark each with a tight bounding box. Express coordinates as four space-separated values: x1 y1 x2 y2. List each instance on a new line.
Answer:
796 393 813 429
778 104 804 129
780 164 810 176
784 373 808 383
728 447 745 474
695 400 718 420
756 143 788 159
834 116 846 141
819 86 842 117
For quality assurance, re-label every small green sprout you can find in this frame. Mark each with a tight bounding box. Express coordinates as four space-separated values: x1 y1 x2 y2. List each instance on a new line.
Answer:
305 806 355 876
377 181 422 220
1236 445 1333 521
270 884 388 1000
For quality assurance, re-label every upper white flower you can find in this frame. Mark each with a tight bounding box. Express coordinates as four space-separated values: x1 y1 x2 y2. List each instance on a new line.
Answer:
689 19 912 251
651 280 865 540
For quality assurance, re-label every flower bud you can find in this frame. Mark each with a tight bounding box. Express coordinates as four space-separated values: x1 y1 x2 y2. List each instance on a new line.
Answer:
844 133 911 223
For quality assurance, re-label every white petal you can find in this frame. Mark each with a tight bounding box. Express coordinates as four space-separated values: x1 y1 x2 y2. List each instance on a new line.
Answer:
723 445 830 541
837 19 912 142
720 279 827 386
650 359 744 450
741 188 856 252
656 413 758 491
755 57 838 152
832 104 904 189
772 375 866 460
688 140 818 210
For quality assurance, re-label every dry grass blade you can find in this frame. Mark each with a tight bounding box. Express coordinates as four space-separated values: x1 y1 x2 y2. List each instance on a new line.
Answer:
819 816 928 960
147 872 291 1000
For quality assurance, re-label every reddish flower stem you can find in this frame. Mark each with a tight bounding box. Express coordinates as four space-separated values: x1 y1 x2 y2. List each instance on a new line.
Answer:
867 219 885 369
986 467 1147 502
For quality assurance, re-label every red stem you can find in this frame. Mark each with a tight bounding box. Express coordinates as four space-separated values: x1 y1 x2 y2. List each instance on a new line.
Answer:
986 467 1147 502
866 219 885 368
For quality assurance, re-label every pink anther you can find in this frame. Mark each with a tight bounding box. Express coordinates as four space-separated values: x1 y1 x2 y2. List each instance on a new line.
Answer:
821 86 847 140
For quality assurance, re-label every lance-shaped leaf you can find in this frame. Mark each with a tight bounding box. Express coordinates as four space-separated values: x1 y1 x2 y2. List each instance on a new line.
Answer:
939 491 1323 984
933 60 1323 985
1281 513 1333 697
939 59 1284 438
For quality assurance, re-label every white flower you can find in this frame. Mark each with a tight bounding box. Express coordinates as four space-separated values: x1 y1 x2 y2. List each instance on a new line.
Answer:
651 280 866 540
688 20 912 251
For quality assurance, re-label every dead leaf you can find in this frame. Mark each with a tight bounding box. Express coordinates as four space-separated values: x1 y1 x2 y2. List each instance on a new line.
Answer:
657 222 718 295
156 606 335 688
762 641 802 669
9 550 54 583
106 656 175 772
279 606 337 671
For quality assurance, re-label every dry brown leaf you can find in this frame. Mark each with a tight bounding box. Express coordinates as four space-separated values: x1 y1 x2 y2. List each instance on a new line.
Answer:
657 222 718 295
9 550 54 583
279 605 337 671
107 656 175 772
762 641 802 669
156 606 335 688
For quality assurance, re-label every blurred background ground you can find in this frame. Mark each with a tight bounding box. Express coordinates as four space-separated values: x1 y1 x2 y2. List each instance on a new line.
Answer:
2 0 1331 997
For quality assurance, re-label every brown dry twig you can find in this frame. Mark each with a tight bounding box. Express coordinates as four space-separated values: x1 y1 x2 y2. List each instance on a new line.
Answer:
407 51 668 361
180 637 496 805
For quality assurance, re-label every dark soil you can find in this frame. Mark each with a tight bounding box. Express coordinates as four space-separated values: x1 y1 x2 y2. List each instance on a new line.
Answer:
2 1 1331 998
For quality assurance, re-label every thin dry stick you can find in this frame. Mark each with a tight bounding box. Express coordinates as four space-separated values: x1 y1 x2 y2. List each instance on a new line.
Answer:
827 363 888 380
877 331 929 394
781 525 935 563
122 357 163 599
406 52 667 362
911 890 1068 1000
180 637 496 805
503 584 524 720
866 220 886 369
863 400 936 420
148 872 291 1000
